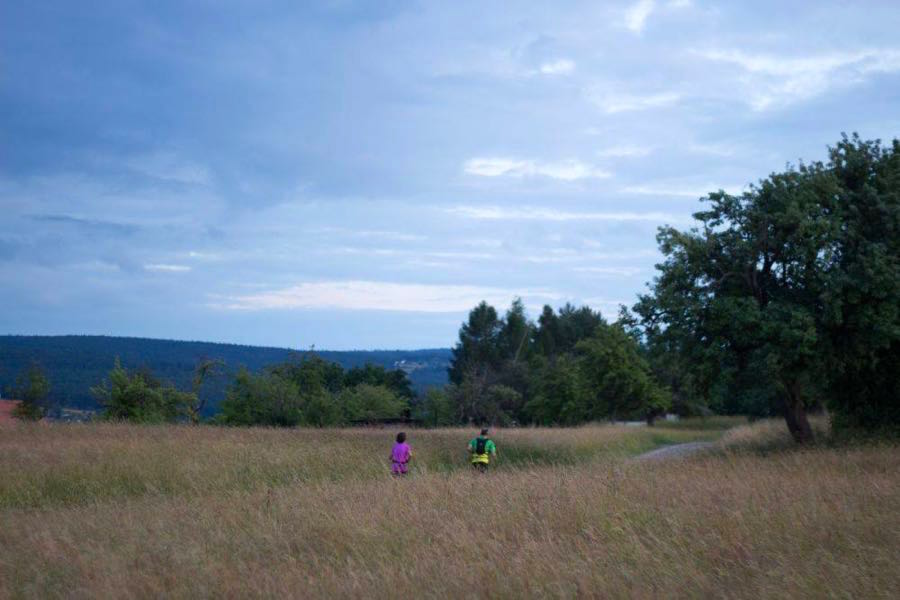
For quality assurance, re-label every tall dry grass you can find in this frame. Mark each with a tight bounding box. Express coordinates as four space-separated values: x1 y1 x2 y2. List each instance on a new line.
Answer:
0 423 715 510
1 421 897 599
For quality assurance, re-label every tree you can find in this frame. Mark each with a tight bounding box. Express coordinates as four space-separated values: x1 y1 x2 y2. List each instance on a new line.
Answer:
338 384 407 423
186 358 225 424
413 387 457 427
557 304 606 353
10 364 50 421
269 352 345 395
819 136 900 434
524 354 588 425
93 359 195 423
576 325 670 423
534 305 560 356
448 301 503 385
343 363 414 400
218 368 304 427
635 135 900 441
498 298 533 362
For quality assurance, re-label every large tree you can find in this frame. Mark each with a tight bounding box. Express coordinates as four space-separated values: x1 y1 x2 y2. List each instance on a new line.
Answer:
447 301 503 386
576 325 670 423
636 135 900 441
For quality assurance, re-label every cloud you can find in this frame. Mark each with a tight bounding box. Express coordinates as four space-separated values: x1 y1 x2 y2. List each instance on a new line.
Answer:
463 157 611 180
144 264 192 272
622 182 744 197
589 90 681 114
538 59 575 75
213 280 562 313
572 266 644 276
447 205 685 223
698 48 900 110
623 0 656 34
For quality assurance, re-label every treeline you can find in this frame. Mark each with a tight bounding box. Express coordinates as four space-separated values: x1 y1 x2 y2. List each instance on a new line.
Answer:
0 335 451 413
7 312 665 428
416 300 669 426
218 358 413 426
82 354 415 426
628 134 900 442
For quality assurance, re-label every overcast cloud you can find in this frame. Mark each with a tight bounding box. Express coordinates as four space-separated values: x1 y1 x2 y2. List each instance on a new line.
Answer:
2 1 899 349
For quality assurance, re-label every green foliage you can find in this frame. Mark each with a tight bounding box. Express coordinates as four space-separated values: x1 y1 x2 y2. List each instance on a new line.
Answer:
413 387 457 426
343 363 414 400
524 355 587 425
448 301 503 385
217 353 413 427
218 368 304 427
0 335 451 413
10 364 50 421
448 299 670 425
92 359 195 423
819 136 900 434
576 326 671 421
269 353 346 395
634 134 900 441
338 384 408 423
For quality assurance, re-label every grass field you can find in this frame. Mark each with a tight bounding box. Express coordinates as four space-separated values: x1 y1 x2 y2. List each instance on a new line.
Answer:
1 419 897 598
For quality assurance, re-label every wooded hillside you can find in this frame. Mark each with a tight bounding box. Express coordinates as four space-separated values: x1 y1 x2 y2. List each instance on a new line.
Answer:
0 335 450 415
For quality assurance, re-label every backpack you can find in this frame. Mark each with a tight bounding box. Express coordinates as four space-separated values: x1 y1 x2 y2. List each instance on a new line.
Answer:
475 437 488 455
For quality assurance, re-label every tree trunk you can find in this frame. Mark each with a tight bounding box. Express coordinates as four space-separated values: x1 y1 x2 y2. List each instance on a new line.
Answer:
783 383 814 443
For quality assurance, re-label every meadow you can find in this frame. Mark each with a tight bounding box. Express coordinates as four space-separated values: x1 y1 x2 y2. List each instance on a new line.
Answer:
1 419 897 599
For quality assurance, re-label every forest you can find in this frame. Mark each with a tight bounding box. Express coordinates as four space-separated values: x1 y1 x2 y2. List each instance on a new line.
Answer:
0 335 450 414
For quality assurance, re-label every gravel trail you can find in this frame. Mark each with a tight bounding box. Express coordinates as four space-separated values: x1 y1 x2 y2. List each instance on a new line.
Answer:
634 441 714 461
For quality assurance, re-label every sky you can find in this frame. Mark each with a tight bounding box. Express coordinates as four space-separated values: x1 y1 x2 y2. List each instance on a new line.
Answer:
2 1 899 350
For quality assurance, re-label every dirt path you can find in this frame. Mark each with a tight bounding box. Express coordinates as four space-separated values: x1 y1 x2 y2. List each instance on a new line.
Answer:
634 441 714 461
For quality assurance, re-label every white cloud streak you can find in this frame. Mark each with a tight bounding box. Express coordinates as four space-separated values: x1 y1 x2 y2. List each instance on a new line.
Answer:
463 157 611 180
589 90 681 114
698 48 900 110
446 205 685 223
144 264 191 272
622 182 744 197
572 266 644 276
538 59 575 75
624 0 656 34
213 280 562 313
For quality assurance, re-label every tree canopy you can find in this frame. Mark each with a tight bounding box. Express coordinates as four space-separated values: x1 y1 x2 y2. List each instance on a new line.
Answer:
217 354 412 427
634 134 900 441
446 299 669 426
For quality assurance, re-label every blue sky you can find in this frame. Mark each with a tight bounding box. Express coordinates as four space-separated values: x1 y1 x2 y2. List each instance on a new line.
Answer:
2 1 899 349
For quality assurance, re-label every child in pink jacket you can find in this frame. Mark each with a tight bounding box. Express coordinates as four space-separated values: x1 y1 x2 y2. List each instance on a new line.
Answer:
390 431 412 476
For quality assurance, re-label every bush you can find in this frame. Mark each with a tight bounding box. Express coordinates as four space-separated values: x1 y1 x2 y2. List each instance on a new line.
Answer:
10 364 50 421
338 384 407 423
92 359 195 423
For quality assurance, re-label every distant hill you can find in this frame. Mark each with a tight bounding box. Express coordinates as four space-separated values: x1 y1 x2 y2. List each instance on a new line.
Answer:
0 335 452 416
